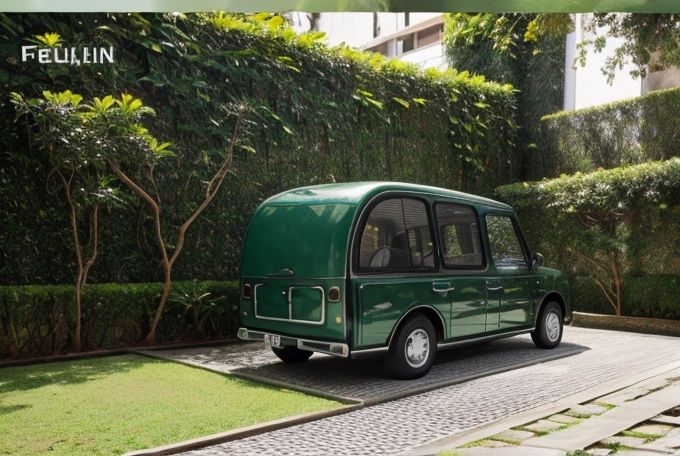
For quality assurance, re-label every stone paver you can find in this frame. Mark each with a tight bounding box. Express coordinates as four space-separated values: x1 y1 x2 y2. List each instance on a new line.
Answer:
455 448 565 456
653 415 680 426
179 328 680 456
523 420 564 433
479 440 511 448
615 451 673 456
587 449 613 456
598 376 670 406
564 403 608 418
492 429 536 443
601 435 649 447
549 414 581 424
524 384 680 451
631 424 674 436
640 427 680 452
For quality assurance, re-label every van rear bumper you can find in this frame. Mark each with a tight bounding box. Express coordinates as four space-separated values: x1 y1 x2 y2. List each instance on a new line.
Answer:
237 328 349 358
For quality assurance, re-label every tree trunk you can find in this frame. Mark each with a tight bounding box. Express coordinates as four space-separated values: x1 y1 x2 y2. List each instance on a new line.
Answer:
610 252 623 316
55 167 83 352
109 111 243 345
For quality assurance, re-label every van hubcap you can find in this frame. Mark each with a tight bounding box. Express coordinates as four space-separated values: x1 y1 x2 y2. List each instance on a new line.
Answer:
546 312 561 342
405 329 429 368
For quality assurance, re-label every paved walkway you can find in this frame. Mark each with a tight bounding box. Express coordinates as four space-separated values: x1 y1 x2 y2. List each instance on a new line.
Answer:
167 327 680 456
431 371 680 456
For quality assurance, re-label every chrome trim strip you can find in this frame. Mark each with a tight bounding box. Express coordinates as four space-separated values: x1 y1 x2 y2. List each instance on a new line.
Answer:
437 328 535 349
237 328 349 358
297 338 349 357
350 346 389 356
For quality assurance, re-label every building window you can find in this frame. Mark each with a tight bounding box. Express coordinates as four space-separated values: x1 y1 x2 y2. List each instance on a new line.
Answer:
417 24 443 48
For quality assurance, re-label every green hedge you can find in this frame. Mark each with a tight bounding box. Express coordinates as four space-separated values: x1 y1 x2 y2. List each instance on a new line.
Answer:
533 87 680 179
573 275 680 320
0 281 239 359
0 13 518 286
442 13 566 181
497 159 680 318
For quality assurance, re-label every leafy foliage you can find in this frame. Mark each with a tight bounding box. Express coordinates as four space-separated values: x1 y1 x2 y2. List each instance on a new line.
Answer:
0 12 518 287
576 14 680 83
497 159 680 316
536 87 680 179
442 13 566 181
0 281 239 358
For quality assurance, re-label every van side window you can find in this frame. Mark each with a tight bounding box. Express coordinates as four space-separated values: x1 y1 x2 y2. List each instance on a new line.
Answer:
435 203 483 268
359 198 435 271
486 215 527 268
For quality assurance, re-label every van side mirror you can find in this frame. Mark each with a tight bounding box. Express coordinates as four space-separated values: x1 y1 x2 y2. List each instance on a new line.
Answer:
531 253 544 271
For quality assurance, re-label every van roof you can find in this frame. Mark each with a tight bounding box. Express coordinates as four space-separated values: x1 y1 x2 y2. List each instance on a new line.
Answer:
263 182 512 210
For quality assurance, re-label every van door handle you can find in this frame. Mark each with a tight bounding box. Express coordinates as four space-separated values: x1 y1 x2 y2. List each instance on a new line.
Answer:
432 282 455 294
486 280 504 292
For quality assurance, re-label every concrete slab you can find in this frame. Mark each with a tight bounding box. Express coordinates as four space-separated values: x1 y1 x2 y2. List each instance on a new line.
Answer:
600 435 648 447
615 451 673 456
598 377 670 406
524 420 564 433
522 384 680 451
478 440 511 448
492 429 536 443
640 427 680 452
652 415 680 426
564 403 608 418
455 447 565 456
631 424 674 436
549 414 581 424
587 449 613 456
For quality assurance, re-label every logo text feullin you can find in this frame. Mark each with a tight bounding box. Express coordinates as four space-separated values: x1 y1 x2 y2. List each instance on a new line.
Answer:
21 46 114 65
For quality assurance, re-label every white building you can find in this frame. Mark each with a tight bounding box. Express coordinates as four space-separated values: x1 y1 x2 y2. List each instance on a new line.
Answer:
289 12 447 70
291 12 679 112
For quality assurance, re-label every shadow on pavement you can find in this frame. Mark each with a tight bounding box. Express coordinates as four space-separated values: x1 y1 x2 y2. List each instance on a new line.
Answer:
230 335 588 403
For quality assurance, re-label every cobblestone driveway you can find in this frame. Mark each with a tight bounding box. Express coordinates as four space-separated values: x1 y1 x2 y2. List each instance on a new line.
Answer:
179 328 680 456
146 336 585 402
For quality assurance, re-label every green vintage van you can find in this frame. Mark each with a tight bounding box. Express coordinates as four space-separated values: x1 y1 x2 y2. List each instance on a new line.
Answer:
237 182 571 379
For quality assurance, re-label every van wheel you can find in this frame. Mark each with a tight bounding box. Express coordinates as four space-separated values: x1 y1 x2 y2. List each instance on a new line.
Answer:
272 346 313 363
385 315 436 379
531 301 563 349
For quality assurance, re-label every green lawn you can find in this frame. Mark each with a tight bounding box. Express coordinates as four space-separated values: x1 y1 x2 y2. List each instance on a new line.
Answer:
0 354 341 456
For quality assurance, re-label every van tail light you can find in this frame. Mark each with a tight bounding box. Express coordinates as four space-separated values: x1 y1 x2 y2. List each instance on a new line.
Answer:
328 286 340 302
243 283 252 300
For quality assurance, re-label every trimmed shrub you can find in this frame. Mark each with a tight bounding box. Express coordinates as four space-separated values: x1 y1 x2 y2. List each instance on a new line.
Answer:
534 87 680 179
0 281 239 359
497 159 680 318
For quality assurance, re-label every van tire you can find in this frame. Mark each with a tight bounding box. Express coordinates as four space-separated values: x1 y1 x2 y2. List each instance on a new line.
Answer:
385 314 436 379
272 346 313 363
531 301 563 349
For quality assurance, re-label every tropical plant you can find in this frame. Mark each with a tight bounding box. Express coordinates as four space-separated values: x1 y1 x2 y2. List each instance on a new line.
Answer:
10 91 248 346
167 285 229 338
10 90 128 351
